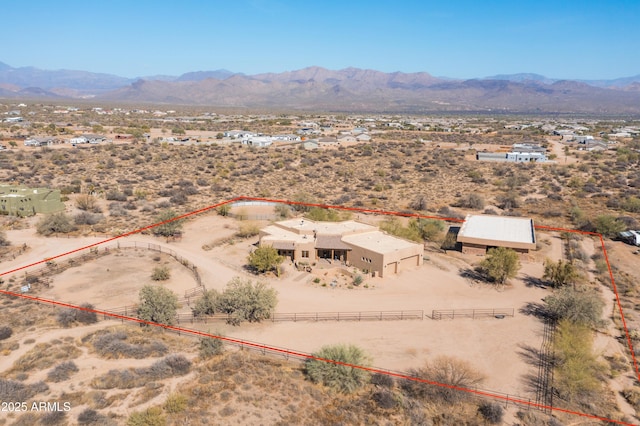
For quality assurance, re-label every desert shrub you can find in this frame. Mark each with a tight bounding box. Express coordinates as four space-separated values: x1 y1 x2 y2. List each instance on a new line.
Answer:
496 193 520 210
105 190 127 201
352 275 363 286
56 303 97 327
108 202 128 217
77 408 109 425
621 388 640 412
40 410 67 425
248 245 284 274
47 361 78 382
37 213 76 236
151 209 184 238
478 402 504 424
544 286 604 328
170 192 188 205
456 193 485 210
127 407 165 426
372 389 398 409
410 218 445 241
587 215 625 238
379 217 422 242
542 259 581 288
150 354 192 377
77 303 98 324
479 247 520 285
216 204 231 216
199 335 224 358
553 319 606 403
304 344 372 393
236 222 260 238
74 212 103 225
92 331 167 359
75 194 100 212
401 356 485 404
0 379 49 401
56 308 77 327
0 231 10 246
151 265 170 281
371 372 395 388
137 285 178 326
215 277 277 325
622 196 640 213
164 393 188 413
408 195 428 211
0 326 12 340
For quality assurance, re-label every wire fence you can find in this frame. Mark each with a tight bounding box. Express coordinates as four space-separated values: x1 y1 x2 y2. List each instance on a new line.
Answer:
431 308 515 320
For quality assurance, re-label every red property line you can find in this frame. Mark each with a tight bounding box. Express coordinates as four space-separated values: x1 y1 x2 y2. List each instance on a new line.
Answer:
0 196 637 424
0 289 634 426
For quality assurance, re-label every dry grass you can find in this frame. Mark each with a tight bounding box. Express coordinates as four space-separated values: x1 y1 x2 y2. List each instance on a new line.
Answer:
7 337 81 375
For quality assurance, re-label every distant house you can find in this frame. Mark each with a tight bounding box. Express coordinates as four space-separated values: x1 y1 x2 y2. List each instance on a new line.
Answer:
0 185 65 217
243 136 272 147
356 134 372 142
477 151 547 163
259 219 423 278
24 137 57 147
456 214 536 255
336 134 357 143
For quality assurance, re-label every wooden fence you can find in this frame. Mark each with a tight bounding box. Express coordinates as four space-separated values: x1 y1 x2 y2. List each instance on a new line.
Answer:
431 308 515 320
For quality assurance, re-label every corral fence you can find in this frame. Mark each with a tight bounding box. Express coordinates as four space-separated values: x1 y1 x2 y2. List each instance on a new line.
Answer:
20 240 202 287
173 309 425 324
431 308 515 320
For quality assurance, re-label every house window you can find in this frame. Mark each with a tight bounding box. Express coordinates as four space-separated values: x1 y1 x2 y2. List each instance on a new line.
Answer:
301 251 309 258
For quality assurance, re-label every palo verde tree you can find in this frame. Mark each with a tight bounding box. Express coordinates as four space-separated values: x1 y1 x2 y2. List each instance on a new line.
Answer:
215 277 278 325
137 285 179 326
248 245 284 275
479 247 520 285
152 209 184 238
542 259 581 288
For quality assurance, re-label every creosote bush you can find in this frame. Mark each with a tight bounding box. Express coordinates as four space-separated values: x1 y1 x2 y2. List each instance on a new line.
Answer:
37 213 76 236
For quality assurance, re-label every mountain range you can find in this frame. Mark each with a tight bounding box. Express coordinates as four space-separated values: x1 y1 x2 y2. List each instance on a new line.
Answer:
1 61 640 114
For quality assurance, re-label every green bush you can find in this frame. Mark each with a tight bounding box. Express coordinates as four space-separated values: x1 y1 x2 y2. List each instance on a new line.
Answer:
478 402 504 424
215 277 278 325
248 245 284 274
151 265 170 281
479 247 520 285
127 407 165 426
304 344 372 393
544 286 604 328
199 335 224 358
137 285 178 326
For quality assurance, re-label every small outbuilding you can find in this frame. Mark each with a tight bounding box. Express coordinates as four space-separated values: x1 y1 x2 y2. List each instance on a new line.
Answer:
456 214 536 255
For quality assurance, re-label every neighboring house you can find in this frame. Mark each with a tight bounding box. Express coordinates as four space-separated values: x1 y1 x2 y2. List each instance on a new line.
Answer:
243 136 272 147
259 219 423 278
355 134 372 142
0 185 65 217
69 136 88 144
619 230 640 246
456 214 536 255
336 134 357 143
477 151 547 163
24 137 57 147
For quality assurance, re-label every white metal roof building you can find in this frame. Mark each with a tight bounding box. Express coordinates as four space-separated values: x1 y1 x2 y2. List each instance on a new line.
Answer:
456 214 536 254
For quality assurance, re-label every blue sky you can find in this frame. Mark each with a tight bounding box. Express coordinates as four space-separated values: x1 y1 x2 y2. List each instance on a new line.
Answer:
2 0 638 79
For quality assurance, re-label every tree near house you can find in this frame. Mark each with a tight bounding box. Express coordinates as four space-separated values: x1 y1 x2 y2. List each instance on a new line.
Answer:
479 247 520 285
248 245 284 275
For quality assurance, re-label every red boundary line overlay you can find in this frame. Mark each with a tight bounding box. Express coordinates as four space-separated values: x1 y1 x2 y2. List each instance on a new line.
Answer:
0 196 637 424
0 290 634 426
